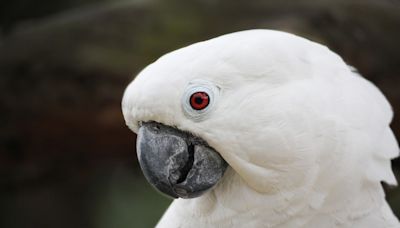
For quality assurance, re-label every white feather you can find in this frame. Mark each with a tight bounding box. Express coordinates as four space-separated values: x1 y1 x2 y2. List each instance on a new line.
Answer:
122 30 400 227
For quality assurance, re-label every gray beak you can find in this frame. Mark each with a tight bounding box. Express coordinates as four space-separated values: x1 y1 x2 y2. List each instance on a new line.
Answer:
136 121 228 198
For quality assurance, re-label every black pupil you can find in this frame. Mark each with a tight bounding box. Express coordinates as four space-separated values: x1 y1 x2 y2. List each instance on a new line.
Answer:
195 96 204 104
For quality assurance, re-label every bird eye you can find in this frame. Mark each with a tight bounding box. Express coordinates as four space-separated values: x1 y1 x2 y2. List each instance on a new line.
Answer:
182 80 219 121
190 92 210 110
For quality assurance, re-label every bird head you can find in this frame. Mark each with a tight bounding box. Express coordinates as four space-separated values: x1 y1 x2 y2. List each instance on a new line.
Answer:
122 30 398 202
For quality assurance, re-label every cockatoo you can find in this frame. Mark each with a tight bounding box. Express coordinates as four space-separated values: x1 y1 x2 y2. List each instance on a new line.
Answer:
122 30 400 227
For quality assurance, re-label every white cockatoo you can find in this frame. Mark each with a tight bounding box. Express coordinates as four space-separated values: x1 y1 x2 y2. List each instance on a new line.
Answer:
122 30 400 227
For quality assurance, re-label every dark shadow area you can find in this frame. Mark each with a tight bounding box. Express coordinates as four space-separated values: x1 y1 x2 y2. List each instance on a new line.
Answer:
1 0 400 227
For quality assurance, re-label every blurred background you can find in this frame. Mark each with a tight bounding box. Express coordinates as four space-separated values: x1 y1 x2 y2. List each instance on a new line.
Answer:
1 0 400 227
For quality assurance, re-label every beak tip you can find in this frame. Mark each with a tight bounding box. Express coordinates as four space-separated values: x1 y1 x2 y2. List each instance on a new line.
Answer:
136 121 227 199
174 187 188 198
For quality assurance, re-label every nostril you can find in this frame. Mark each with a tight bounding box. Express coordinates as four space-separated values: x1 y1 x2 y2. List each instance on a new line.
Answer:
146 122 161 132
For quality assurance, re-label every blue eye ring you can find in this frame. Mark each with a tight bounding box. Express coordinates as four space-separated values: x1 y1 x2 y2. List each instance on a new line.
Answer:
182 80 220 121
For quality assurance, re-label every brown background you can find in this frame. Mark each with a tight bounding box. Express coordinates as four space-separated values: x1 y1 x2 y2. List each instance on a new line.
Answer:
1 0 400 227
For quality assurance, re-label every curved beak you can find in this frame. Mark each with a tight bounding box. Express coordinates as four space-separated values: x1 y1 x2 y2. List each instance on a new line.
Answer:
136 121 228 198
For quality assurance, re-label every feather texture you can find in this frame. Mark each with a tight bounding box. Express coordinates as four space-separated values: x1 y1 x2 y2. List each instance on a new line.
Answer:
122 30 400 227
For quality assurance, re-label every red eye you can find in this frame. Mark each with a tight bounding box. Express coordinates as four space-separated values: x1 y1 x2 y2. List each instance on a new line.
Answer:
190 92 210 110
